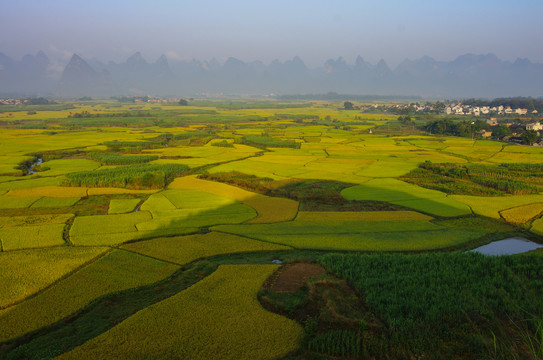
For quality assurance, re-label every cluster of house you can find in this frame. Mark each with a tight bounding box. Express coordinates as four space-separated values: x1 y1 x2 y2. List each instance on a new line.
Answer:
0 98 23 105
133 97 182 104
475 118 543 141
444 104 537 116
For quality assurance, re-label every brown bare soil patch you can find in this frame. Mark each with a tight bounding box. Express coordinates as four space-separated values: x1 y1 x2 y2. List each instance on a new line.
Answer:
265 263 325 293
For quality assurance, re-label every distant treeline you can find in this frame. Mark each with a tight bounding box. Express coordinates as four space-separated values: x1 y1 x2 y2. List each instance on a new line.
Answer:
461 97 543 112
277 92 422 101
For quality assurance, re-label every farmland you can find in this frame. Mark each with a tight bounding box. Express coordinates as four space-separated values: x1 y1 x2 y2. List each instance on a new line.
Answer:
0 99 542 359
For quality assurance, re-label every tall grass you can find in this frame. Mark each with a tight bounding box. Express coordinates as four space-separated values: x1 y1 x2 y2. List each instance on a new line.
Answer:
320 252 543 357
64 164 189 189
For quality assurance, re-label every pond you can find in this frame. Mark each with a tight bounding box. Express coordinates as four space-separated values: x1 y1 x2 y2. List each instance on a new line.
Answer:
27 158 42 175
471 237 543 256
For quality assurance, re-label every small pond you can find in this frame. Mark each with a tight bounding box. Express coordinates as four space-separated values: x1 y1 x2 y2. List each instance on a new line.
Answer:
471 237 543 256
27 158 42 175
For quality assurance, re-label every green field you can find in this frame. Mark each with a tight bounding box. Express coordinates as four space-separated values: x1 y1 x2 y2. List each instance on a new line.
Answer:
121 232 291 265
0 100 542 359
341 178 472 216
0 250 178 342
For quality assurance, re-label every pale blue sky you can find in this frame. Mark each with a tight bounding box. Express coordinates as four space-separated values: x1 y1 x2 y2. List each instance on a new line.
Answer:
1 0 542 66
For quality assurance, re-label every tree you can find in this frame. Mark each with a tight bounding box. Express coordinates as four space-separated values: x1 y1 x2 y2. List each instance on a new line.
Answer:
343 101 354 110
178 98 188 106
521 130 539 145
491 126 511 140
399 116 412 125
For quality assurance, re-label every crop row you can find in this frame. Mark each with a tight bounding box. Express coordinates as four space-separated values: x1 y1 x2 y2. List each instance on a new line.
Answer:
64 163 189 189
320 252 543 356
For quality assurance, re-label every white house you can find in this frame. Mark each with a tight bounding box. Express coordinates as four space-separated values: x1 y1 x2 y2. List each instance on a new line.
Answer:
526 122 543 131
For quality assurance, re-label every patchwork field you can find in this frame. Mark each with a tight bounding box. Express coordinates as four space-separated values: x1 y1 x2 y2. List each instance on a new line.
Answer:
0 250 178 342
0 100 542 359
57 265 302 360
0 247 108 308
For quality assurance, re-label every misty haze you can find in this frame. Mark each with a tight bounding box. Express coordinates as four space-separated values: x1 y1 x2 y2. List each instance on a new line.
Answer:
1 51 543 98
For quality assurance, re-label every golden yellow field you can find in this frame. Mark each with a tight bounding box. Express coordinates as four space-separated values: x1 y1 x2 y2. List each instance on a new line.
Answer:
0 247 108 308
57 265 302 360
0 250 178 342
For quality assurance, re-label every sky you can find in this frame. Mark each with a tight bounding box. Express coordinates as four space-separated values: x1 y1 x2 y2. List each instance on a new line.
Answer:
1 0 542 67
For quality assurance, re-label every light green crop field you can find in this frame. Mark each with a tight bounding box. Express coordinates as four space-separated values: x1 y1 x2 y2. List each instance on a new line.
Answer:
30 196 80 208
108 198 141 214
450 194 543 219
7 186 88 197
0 250 178 342
0 223 66 250
70 211 153 246
0 247 108 308
0 176 64 191
121 231 291 265
168 176 299 223
0 214 73 228
500 203 543 224
70 190 256 245
213 220 484 250
0 195 42 209
211 229 485 251
137 189 257 230
39 159 100 176
57 265 302 360
295 211 433 221
341 178 472 217
215 220 442 236
531 218 543 235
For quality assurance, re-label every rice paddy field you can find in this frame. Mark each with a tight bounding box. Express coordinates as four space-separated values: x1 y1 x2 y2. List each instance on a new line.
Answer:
1 100 543 359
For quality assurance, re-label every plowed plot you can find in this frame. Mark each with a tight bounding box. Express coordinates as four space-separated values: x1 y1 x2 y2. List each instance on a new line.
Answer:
267 263 326 293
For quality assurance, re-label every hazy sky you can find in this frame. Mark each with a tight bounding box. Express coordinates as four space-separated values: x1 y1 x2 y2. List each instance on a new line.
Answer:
2 0 542 67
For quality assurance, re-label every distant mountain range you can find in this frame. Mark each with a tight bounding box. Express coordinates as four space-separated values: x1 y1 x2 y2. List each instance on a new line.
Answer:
1 51 542 98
